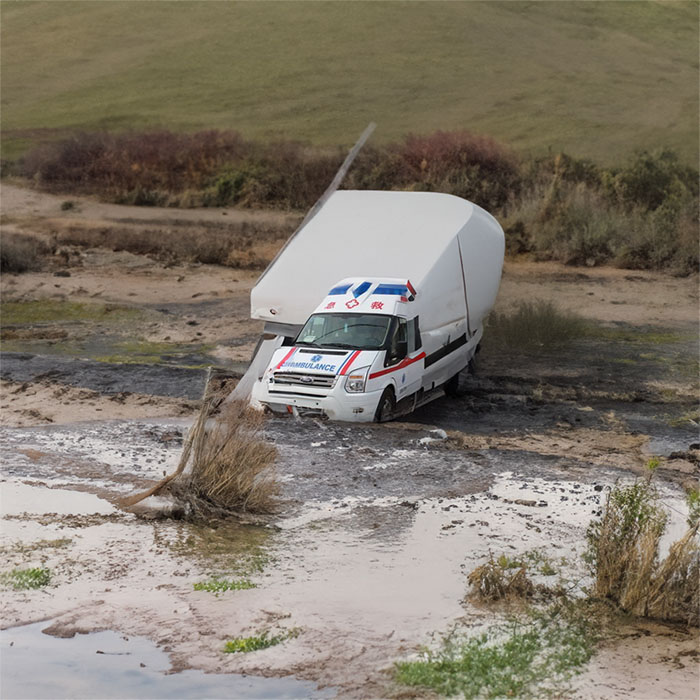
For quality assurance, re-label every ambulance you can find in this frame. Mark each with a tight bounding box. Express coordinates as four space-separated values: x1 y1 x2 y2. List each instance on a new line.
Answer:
246 190 504 422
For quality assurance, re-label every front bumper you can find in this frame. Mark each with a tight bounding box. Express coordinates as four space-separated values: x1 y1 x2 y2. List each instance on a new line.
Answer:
251 380 383 422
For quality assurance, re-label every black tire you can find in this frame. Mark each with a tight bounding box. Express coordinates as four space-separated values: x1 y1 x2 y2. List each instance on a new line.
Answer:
374 387 396 423
444 372 460 398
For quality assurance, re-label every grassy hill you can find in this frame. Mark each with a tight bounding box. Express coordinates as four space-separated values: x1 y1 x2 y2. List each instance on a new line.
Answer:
1 0 698 164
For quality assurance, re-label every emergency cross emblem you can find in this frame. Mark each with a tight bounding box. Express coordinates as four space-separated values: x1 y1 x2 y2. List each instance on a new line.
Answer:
345 299 359 309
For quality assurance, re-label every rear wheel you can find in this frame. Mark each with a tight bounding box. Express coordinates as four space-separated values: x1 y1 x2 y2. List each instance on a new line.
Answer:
374 387 396 422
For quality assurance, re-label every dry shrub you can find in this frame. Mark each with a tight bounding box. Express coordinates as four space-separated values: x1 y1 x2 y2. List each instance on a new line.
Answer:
183 400 278 514
587 479 700 626
0 232 53 272
349 130 521 211
485 300 588 352
22 130 250 201
468 557 536 602
54 219 291 268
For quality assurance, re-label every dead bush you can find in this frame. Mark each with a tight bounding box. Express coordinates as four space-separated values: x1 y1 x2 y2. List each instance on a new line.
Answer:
587 478 700 626
0 232 52 272
182 400 278 514
121 375 277 517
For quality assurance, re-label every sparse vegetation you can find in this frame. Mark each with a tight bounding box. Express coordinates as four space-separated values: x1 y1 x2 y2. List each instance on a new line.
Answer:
53 217 295 269
7 125 696 276
193 577 256 594
0 232 52 273
223 628 299 654
0 567 51 590
503 150 698 275
1 300 141 325
586 478 699 625
395 603 596 698
485 300 588 352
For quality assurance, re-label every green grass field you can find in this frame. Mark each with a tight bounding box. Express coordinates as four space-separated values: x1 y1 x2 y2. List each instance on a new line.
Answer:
1 1 697 163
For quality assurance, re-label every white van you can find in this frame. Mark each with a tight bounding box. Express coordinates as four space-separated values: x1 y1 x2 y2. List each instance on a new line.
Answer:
246 191 504 422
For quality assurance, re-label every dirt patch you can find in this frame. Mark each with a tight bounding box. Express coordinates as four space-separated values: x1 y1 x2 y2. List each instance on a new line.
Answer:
0 379 198 427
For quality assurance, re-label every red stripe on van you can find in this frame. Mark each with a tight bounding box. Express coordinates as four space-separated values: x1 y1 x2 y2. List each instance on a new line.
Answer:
275 347 297 370
338 350 362 376
369 352 426 380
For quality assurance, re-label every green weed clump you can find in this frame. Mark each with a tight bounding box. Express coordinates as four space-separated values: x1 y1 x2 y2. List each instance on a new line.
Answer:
0 567 51 590
395 604 595 698
223 629 299 654
193 577 256 594
486 300 588 353
586 478 699 625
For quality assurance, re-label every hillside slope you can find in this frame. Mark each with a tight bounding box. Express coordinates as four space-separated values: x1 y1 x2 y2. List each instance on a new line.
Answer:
1 1 697 163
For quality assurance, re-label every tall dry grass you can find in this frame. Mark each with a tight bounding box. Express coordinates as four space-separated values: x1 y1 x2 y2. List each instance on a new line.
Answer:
485 300 588 353
587 479 699 626
182 400 278 515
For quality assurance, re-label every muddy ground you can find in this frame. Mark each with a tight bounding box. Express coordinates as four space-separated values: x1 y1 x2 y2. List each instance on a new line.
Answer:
1 183 698 698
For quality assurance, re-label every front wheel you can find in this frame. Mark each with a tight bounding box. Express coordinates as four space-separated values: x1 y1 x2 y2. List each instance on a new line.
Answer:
374 387 396 423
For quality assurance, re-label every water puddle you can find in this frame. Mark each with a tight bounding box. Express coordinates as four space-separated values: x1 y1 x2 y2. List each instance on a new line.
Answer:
1 481 116 517
0 621 333 699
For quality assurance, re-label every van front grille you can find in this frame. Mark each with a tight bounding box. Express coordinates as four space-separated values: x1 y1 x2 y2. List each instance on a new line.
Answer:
272 372 336 389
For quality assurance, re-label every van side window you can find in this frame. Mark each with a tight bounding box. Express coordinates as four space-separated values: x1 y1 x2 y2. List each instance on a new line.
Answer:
385 318 408 366
408 317 422 353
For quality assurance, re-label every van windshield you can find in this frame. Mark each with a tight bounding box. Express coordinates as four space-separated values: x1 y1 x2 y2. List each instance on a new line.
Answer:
295 313 393 350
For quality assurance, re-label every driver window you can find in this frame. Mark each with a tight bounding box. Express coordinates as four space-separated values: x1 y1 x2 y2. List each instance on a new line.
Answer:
386 318 408 366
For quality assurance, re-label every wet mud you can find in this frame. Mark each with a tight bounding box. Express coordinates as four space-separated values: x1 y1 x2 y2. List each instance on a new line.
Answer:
1 186 698 698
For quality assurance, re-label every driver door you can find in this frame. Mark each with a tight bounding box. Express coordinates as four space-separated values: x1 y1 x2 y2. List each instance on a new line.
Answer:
386 318 423 400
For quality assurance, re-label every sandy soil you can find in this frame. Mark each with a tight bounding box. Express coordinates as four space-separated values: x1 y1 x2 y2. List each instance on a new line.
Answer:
1 183 698 698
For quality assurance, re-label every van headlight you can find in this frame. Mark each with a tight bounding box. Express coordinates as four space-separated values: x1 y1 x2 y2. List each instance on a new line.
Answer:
345 366 370 393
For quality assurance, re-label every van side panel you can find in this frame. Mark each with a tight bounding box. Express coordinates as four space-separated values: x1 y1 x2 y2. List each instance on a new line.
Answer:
457 206 505 330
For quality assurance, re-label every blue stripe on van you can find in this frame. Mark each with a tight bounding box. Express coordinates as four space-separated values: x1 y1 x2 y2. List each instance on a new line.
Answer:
328 283 353 295
352 281 372 298
374 284 408 296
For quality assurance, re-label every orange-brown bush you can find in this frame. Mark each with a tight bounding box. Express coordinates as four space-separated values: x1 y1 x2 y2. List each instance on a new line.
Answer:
21 130 250 203
348 130 522 211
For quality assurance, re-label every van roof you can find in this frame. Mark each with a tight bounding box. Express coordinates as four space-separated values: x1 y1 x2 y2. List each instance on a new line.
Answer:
251 190 478 325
